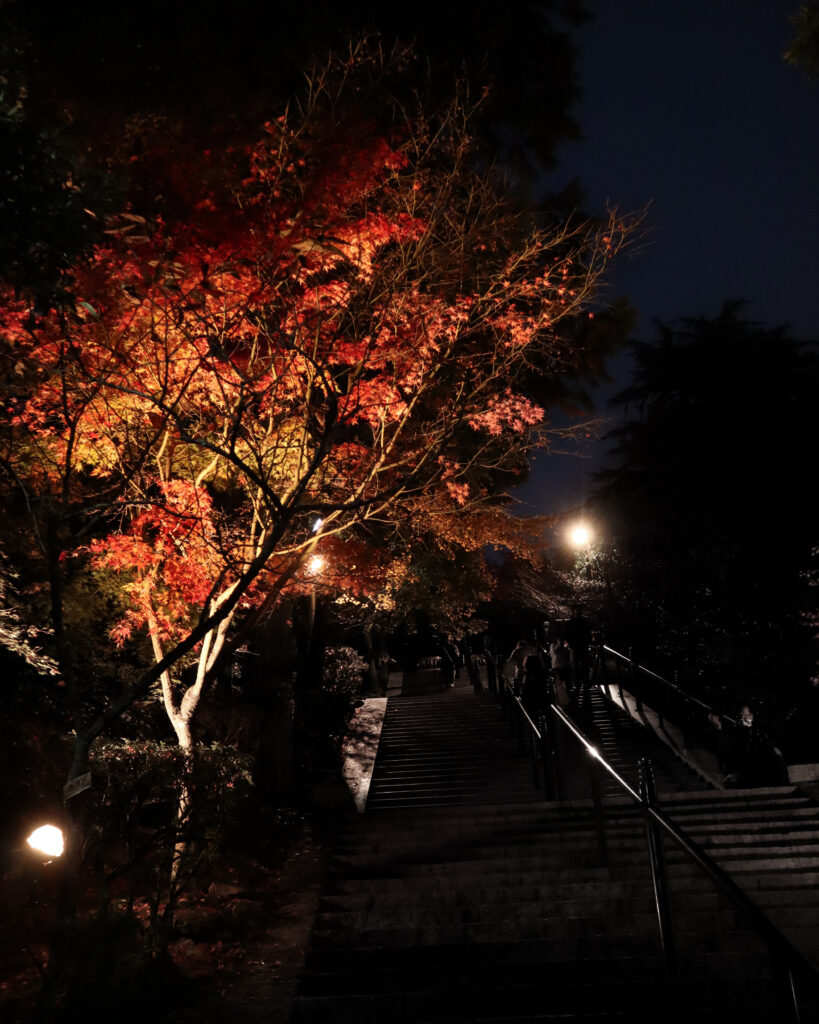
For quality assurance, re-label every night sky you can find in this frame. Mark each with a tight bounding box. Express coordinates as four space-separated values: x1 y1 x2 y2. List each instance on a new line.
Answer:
515 0 819 525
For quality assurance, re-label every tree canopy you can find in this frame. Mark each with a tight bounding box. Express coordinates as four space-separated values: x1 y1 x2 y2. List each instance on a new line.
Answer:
1 45 632 776
786 2 819 79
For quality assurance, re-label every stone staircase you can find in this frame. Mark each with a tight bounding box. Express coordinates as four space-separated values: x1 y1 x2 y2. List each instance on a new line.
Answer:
365 674 709 809
363 676 544 810
293 676 819 1022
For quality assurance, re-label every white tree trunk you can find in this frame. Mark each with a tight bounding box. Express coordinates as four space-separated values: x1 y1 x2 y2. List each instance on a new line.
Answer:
147 598 235 888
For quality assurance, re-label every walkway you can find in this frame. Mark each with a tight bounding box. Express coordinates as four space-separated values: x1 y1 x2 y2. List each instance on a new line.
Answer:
365 669 711 810
293 669 819 1022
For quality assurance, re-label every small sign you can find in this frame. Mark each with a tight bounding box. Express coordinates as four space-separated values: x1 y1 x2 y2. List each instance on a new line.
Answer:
63 773 92 800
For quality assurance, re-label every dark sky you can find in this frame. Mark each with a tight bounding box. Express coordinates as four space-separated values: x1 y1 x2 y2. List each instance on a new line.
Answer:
515 0 819 528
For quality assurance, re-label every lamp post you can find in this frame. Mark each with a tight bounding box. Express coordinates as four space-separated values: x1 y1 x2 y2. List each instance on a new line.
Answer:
307 553 325 636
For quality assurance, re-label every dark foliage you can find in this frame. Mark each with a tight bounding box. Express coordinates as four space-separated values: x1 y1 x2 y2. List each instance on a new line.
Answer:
786 2 819 79
16 1 588 177
591 302 818 705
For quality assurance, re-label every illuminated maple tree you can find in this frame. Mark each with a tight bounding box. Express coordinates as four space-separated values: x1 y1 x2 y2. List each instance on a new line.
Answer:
1 46 632 834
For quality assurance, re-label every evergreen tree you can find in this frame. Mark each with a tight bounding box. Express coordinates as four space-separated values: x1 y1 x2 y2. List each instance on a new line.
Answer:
591 301 818 702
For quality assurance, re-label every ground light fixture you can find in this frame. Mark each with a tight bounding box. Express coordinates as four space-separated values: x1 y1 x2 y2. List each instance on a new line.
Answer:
26 824 64 858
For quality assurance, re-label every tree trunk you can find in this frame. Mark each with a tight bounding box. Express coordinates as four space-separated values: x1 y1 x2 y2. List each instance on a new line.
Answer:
292 594 327 777
170 720 194 891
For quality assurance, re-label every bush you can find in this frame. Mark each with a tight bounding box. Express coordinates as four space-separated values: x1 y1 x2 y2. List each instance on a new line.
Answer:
303 646 367 769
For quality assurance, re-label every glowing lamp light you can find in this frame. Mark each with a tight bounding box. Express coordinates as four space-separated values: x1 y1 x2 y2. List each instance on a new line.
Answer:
570 525 591 547
308 554 325 574
27 825 64 858
312 518 324 533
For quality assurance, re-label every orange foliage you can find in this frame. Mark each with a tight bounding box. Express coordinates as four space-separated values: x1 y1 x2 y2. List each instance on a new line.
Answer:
1 47 631 694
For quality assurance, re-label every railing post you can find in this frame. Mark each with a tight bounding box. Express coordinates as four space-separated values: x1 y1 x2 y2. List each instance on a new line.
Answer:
499 678 510 721
515 702 526 755
470 655 481 694
530 728 541 790
639 758 678 979
588 746 608 867
594 645 608 701
552 709 565 802
486 653 497 697
629 647 643 716
538 711 560 801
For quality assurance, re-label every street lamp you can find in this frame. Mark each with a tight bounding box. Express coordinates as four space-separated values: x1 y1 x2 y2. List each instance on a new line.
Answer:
569 524 592 548
305 552 325 630
26 824 64 859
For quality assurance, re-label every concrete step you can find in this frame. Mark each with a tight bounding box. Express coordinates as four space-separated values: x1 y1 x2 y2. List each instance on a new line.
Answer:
303 935 780 975
327 875 715 905
293 974 783 1024
300 947 786 994
331 842 819 878
358 788 811 828
335 804 819 841
330 868 819 900
298 682 819 1023
333 813 819 857
311 906 759 948
321 883 819 922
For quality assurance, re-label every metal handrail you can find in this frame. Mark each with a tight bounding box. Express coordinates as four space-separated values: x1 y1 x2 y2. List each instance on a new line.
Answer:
601 644 737 725
598 645 794 788
494 671 816 1021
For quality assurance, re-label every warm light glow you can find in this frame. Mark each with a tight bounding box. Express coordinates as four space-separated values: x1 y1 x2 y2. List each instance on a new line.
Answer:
27 825 64 857
586 745 601 760
308 554 325 574
570 525 591 547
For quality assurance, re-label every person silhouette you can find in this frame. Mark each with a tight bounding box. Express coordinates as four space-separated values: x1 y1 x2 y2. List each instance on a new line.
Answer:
564 604 592 692
521 654 550 717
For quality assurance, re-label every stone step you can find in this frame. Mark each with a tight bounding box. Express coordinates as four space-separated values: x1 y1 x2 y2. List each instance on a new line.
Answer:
322 884 819 919
314 900 753 935
303 934 781 975
333 814 819 856
311 906 756 948
357 788 810 828
365 791 544 810
300 947 785 995
314 911 818 957
331 840 819 876
298 683 819 1023
335 817 818 853
327 874 714 903
299 954 670 997
293 974 783 1024
330 866 819 898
